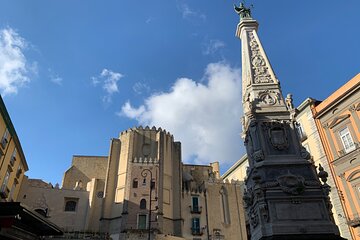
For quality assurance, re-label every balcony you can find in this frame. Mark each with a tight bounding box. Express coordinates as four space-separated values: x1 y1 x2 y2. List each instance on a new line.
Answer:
189 205 202 214
0 186 10 199
210 229 225 240
338 143 359 157
191 228 203 236
210 235 225 240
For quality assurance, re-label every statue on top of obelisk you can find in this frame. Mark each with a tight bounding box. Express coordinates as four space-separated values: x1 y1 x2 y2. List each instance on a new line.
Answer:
234 3 252 19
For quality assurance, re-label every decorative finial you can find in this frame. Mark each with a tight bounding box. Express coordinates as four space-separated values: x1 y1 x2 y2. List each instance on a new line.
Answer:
234 2 252 19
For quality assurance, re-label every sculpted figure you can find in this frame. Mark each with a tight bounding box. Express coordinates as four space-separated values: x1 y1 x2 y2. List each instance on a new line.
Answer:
234 3 252 19
286 93 294 110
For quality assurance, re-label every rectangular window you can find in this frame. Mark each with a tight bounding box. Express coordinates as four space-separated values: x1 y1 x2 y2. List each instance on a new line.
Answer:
16 166 22 178
1 128 9 149
339 127 355 153
0 170 11 199
10 148 17 166
192 197 200 213
191 217 201 235
138 214 147 229
8 181 17 201
64 198 78 212
296 122 307 141
133 179 138 188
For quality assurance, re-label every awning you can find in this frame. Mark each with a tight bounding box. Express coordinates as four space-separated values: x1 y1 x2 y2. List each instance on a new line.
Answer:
0 202 63 237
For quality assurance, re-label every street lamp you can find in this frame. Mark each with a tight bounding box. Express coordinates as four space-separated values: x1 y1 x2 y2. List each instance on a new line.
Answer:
141 168 158 240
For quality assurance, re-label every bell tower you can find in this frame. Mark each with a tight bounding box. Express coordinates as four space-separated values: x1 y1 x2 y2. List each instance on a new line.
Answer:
235 4 343 240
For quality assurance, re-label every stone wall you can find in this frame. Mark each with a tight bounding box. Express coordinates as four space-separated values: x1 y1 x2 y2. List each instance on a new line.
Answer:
62 156 108 189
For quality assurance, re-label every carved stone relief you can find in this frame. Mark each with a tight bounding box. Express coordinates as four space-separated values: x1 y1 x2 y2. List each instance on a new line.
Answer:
248 32 274 84
243 188 253 208
277 172 305 195
300 147 311 160
247 122 261 159
263 121 289 151
349 104 357 112
259 203 269 222
249 207 259 227
252 149 264 162
258 90 281 106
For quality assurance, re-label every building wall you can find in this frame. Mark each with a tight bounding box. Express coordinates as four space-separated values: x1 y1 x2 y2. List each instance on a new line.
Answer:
19 126 248 240
314 73 360 240
100 127 182 239
181 164 247 240
297 98 351 239
62 155 108 189
18 177 98 232
222 154 249 182
0 96 28 203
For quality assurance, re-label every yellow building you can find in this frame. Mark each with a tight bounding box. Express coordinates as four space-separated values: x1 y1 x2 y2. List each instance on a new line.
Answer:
0 96 28 202
0 95 63 239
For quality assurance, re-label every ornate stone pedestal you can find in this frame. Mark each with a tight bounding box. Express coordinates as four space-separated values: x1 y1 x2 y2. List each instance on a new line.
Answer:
235 4 344 240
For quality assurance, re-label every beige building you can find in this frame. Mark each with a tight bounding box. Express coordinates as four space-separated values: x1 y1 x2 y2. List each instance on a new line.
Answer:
222 154 248 182
297 98 351 239
19 126 248 240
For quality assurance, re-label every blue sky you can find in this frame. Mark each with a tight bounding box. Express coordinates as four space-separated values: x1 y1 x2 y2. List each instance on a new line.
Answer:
0 0 359 185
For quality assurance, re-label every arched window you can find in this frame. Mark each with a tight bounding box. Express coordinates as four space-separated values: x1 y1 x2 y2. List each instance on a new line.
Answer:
35 208 47 217
140 198 147 209
220 186 230 224
142 178 146 186
133 178 138 188
64 200 77 212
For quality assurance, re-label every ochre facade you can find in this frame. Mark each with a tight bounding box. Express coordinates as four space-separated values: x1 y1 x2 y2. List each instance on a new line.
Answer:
0 96 28 203
314 73 360 240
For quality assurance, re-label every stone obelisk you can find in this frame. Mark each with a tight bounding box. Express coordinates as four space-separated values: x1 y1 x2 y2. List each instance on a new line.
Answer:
235 4 344 240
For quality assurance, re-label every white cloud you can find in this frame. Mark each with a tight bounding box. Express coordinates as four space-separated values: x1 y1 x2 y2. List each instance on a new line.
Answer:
0 27 35 95
133 82 150 95
120 62 244 166
177 1 206 22
203 39 225 55
92 68 123 103
121 101 146 121
50 76 63 85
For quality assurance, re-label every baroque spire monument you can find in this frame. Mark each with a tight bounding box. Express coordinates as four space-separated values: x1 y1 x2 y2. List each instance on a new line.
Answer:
235 4 344 240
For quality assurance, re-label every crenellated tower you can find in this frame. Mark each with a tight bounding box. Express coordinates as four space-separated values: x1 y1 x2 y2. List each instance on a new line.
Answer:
235 4 343 240
100 126 182 239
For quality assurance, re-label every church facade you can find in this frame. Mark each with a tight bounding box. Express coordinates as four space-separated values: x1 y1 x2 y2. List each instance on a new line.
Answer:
19 127 247 240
